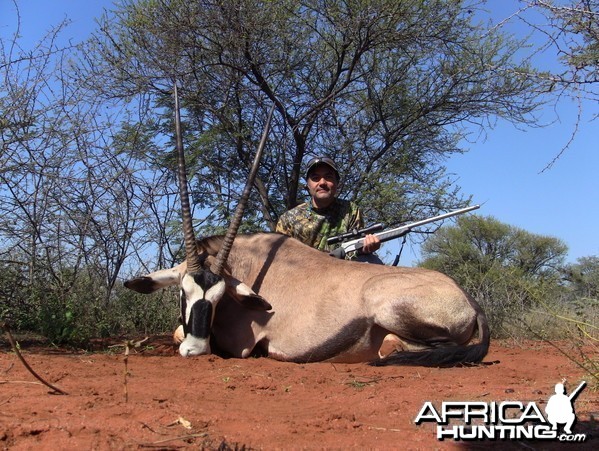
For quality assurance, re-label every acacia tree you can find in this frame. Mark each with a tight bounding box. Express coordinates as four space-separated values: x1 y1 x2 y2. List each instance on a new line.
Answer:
420 215 568 334
564 256 599 300
76 0 550 233
0 15 91 333
0 4 176 336
505 0 598 168
521 0 598 94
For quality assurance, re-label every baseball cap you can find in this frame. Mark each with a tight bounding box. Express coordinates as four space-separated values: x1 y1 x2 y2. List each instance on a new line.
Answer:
305 156 340 180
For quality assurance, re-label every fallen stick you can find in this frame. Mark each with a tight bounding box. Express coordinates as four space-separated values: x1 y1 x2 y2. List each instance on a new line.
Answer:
1 322 68 395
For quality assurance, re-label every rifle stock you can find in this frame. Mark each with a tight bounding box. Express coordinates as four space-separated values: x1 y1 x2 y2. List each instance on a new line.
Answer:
339 205 480 254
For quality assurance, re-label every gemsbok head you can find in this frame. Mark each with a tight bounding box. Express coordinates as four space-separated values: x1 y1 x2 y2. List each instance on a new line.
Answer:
125 85 274 357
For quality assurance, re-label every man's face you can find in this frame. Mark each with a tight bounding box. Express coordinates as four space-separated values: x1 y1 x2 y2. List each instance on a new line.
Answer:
307 165 338 208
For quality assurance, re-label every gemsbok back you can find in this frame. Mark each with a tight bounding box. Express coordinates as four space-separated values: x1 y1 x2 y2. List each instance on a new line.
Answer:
124 86 490 367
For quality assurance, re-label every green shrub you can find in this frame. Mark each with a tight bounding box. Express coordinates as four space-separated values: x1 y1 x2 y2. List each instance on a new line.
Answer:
1 266 179 347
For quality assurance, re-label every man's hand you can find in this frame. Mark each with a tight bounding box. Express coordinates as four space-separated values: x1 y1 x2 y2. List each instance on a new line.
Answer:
361 234 381 254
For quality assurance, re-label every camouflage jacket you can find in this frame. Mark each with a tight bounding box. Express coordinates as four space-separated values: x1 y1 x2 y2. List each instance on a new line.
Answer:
275 199 363 258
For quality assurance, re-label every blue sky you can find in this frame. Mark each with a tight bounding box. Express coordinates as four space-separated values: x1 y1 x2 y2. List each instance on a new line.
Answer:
3 0 597 266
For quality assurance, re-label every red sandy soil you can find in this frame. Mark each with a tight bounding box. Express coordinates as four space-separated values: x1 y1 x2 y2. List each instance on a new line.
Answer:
0 337 597 450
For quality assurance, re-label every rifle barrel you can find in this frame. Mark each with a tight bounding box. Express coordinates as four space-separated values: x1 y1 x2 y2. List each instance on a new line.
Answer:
568 381 587 401
342 204 480 253
396 204 480 231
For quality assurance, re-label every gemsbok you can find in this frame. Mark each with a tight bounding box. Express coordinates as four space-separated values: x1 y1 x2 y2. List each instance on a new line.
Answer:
125 86 490 367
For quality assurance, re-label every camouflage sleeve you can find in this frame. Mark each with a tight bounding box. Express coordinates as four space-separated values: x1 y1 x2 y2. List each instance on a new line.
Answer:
347 202 364 230
340 203 366 261
275 211 292 235
276 201 364 254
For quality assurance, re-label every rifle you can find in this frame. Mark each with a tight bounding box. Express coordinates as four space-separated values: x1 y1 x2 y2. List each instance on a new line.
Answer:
327 204 480 258
568 381 586 402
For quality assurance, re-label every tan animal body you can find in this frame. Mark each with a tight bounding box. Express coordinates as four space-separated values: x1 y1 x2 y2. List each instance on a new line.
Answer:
125 87 488 366
126 232 489 366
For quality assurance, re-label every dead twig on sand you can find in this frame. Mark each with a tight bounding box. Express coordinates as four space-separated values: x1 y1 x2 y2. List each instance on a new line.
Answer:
0 321 68 395
109 337 148 403
137 432 208 448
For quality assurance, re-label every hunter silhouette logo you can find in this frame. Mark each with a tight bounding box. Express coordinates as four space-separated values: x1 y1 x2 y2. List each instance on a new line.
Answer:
545 380 586 435
415 380 587 442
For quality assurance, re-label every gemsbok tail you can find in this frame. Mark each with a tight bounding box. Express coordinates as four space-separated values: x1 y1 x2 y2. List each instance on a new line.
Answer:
370 309 490 367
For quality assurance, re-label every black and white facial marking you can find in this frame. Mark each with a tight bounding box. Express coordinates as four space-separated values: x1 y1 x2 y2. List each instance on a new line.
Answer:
178 270 226 357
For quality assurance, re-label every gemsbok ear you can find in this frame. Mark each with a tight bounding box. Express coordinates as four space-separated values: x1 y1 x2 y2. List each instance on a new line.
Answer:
224 276 272 311
124 264 185 294
235 292 272 311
